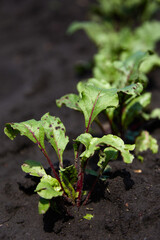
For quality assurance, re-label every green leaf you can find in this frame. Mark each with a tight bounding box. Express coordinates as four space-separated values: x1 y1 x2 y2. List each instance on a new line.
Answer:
140 54 160 73
68 21 113 47
74 133 99 166
77 78 111 93
98 147 118 170
59 165 78 203
113 51 149 86
150 108 160 120
135 131 158 155
56 94 81 111
74 133 93 153
4 119 45 150
142 108 160 121
122 92 151 129
135 21 160 50
35 175 63 199
83 213 94 220
38 198 50 214
41 113 69 167
78 85 118 130
76 133 135 164
118 83 143 96
122 51 149 83
137 155 144 162
94 0 159 24
21 160 46 177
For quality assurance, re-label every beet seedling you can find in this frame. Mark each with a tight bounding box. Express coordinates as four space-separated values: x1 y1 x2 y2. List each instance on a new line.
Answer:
4 85 135 214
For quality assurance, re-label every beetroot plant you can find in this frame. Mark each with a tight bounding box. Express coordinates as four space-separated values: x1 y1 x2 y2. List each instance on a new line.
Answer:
4 84 135 214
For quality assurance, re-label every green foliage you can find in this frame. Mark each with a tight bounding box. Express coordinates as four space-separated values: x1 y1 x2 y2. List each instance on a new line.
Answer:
5 113 69 168
59 165 78 204
57 84 119 130
4 0 160 217
69 20 160 85
5 110 135 213
75 133 134 164
4 119 45 149
92 0 159 25
98 147 118 169
67 0 159 158
83 213 94 220
35 175 63 199
57 82 143 133
41 113 69 168
135 131 158 155
142 108 160 121
21 160 46 177
121 92 151 130
38 198 50 214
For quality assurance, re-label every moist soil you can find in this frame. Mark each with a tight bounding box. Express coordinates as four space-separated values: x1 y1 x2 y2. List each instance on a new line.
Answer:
0 1 160 240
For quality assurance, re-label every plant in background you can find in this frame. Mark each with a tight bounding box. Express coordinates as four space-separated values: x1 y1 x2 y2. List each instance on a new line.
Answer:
91 0 160 27
57 52 160 159
68 21 160 78
4 84 135 214
66 0 160 160
68 0 160 86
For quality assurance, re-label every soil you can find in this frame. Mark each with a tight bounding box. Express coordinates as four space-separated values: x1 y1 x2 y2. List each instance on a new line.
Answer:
0 1 160 240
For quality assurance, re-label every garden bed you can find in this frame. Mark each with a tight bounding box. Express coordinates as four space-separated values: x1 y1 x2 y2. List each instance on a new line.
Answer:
0 1 160 240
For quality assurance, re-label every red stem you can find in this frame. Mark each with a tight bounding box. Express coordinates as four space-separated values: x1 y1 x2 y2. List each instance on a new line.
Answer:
26 126 65 194
77 92 101 206
85 92 101 133
76 167 84 207
83 176 98 206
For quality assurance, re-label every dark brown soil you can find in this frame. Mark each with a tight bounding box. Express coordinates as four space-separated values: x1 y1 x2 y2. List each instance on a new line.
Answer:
0 1 160 240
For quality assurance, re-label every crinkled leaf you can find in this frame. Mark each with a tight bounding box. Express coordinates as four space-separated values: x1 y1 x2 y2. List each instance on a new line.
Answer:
21 160 46 177
135 131 158 155
4 119 45 150
74 133 99 166
40 175 62 192
59 165 78 203
41 113 69 167
35 175 63 199
56 94 81 111
98 147 118 169
76 133 134 164
38 198 50 214
118 83 143 96
122 93 151 129
117 83 143 106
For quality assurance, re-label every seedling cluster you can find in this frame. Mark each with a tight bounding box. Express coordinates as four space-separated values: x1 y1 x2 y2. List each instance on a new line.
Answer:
4 0 160 215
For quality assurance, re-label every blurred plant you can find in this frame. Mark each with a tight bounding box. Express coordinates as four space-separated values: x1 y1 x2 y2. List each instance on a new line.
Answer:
57 51 160 159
